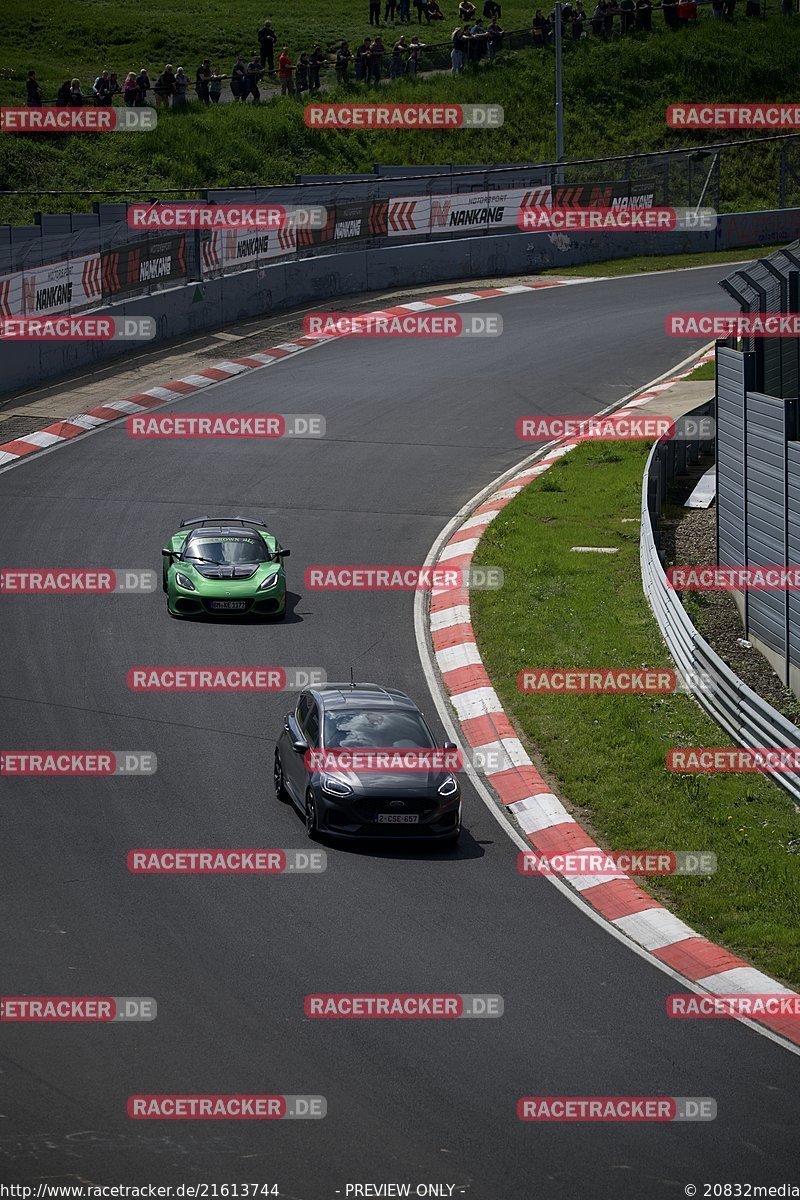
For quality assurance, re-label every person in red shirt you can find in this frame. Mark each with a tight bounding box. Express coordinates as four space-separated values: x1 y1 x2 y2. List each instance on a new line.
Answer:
278 47 294 94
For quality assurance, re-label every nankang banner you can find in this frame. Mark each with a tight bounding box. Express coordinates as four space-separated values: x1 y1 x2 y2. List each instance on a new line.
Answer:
101 236 187 300
0 253 102 319
387 186 552 238
552 178 662 209
200 226 296 276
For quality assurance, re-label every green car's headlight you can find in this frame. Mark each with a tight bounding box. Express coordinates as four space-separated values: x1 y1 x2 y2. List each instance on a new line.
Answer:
175 571 196 591
259 572 280 591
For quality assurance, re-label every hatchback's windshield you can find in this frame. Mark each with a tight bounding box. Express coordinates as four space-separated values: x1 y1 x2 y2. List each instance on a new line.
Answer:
183 534 270 565
323 709 435 749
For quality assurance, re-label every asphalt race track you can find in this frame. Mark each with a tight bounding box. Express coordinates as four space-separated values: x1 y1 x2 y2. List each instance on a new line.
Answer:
2 266 798 1199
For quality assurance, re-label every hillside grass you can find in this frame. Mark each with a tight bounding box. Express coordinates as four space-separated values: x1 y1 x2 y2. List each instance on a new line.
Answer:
1 11 800 224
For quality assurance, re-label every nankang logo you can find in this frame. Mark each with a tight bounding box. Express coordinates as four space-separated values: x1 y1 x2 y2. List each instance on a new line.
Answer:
35 282 72 310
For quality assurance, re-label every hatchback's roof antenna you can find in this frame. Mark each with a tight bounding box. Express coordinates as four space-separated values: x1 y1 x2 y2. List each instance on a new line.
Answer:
349 666 355 690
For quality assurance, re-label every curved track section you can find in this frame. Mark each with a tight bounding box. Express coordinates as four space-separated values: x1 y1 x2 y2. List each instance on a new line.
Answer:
2 267 798 1198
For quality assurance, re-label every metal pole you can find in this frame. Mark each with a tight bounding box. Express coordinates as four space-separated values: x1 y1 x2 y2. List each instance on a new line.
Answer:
554 2 564 185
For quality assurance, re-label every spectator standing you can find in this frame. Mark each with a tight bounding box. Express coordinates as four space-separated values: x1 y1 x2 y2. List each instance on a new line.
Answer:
278 47 294 93
398 0 412 21
414 0 429 21
295 52 310 93
451 25 466 71
93 69 113 105
532 9 549 43
195 60 212 103
336 41 353 82
486 17 503 56
231 54 247 99
108 72 122 100
135 67 151 105
370 35 386 82
209 67 226 102
391 35 409 75
123 72 138 106
355 37 371 80
26 69 42 106
407 33 424 72
258 21 277 75
662 0 680 25
745 0 758 12
385 0 398 20
370 0 382 24
603 0 614 33
722 0 736 17
781 0 792 14
634 0 653 28
56 80 71 106
173 66 190 106
470 17 487 56
245 54 264 100
310 44 326 89
619 0 635 32
572 1 587 35
154 64 176 106
69 78 84 105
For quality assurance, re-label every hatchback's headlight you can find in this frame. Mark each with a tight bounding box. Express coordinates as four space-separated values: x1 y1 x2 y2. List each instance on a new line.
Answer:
321 776 353 798
259 572 280 590
438 774 458 797
175 571 196 591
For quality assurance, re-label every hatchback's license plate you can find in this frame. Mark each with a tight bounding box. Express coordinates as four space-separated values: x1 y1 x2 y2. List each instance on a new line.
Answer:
209 600 247 611
376 813 419 824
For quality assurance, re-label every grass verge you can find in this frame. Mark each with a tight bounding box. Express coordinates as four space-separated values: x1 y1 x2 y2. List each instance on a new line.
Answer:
471 438 800 986
685 359 716 380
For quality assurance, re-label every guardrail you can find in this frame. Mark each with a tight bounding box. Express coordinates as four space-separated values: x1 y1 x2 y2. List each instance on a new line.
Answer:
641 401 800 804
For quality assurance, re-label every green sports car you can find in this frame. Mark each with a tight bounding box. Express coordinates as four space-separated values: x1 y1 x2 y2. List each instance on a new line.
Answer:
162 515 290 618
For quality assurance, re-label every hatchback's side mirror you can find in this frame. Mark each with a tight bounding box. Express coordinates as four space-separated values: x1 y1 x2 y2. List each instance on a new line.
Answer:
443 740 458 751
286 714 308 753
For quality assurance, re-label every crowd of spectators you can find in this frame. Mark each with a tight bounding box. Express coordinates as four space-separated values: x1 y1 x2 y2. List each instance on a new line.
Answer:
22 0 786 108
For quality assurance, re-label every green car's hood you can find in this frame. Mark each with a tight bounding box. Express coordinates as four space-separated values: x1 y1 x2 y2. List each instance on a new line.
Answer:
170 560 283 595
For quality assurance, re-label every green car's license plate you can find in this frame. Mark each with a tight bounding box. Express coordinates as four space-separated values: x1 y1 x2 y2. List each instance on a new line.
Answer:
376 813 419 824
209 600 247 611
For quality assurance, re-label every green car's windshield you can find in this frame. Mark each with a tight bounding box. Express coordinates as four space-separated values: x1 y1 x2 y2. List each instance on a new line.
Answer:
323 709 436 749
183 534 271 565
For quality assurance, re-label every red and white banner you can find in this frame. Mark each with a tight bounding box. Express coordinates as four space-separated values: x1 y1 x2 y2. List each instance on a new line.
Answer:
0 253 102 320
388 186 552 239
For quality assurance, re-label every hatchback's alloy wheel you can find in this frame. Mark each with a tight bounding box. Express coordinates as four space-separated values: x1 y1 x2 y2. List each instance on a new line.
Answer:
305 790 319 839
274 750 287 801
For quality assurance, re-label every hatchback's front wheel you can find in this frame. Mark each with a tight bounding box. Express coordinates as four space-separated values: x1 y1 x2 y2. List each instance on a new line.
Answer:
304 789 320 840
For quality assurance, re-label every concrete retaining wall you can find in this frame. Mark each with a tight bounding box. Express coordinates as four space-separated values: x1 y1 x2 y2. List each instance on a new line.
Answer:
2 209 797 399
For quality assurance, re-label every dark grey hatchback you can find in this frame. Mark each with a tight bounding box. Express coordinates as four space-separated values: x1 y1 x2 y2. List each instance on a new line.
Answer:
274 683 462 843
